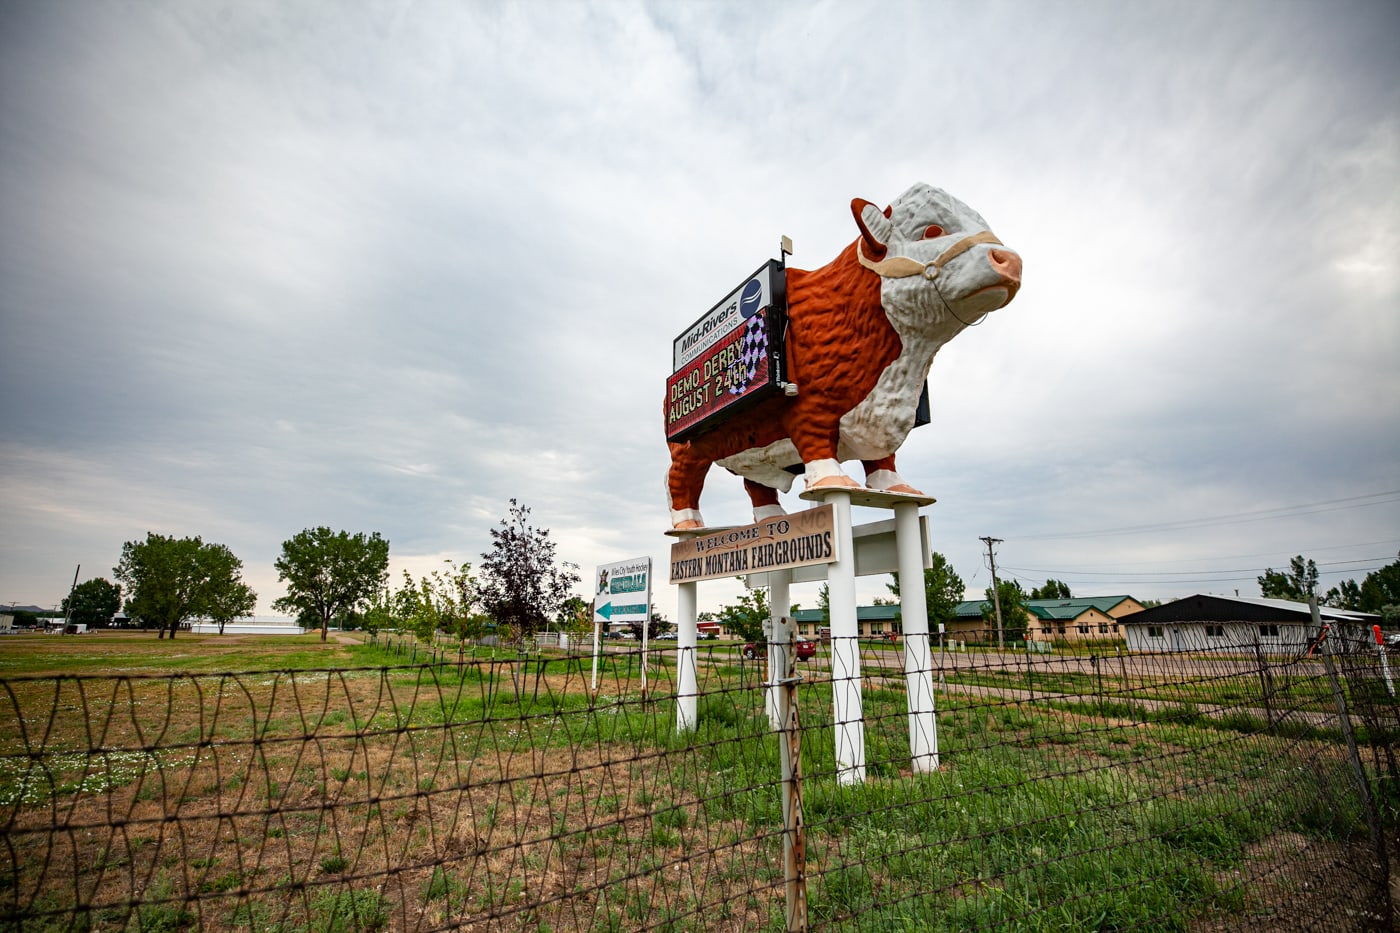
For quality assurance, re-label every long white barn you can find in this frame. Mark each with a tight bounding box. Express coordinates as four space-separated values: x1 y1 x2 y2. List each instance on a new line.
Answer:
1120 594 1381 655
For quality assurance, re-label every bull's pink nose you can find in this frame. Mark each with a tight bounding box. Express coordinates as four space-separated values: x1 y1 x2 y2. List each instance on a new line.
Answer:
989 248 1022 285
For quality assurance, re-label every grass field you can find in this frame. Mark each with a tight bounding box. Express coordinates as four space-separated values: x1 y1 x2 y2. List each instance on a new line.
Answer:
1 631 1394 932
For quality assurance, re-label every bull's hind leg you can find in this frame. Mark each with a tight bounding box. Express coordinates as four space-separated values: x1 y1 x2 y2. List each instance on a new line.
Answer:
667 443 710 529
743 478 787 523
861 456 924 495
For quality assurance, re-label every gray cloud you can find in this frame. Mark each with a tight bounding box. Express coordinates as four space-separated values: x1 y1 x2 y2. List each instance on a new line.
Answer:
3 0 1397 616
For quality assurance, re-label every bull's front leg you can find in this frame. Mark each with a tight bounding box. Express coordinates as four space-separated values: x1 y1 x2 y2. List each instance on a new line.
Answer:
861 456 925 495
789 417 860 491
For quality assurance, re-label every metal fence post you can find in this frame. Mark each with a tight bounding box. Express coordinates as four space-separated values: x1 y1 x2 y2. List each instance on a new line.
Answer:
1313 598 1391 908
1252 637 1275 732
776 616 808 932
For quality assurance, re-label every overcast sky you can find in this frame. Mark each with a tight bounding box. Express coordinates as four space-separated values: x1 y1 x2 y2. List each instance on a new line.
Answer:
2 0 1397 621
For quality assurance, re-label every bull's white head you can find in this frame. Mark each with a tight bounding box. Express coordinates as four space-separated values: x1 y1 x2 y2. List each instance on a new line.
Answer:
852 183 1022 336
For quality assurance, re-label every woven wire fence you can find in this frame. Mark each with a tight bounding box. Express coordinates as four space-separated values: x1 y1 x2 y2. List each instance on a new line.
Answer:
2 628 1395 932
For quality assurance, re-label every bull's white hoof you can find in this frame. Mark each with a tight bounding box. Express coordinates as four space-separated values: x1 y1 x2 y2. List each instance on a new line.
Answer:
804 458 857 490
809 474 861 490
753 504 787 522
670 508 704 529
865 469 924 496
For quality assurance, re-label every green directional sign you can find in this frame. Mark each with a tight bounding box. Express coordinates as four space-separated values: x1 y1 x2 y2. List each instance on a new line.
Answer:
594 558 651 625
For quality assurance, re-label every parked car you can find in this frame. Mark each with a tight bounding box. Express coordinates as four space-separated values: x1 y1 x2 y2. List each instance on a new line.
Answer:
742 640 817 661
655 632 678 640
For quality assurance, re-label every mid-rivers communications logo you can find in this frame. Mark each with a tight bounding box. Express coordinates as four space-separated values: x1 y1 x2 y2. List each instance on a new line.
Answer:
669 505 837 584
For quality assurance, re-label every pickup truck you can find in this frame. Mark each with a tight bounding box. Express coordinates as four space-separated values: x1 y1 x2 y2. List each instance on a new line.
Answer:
742 640 817 661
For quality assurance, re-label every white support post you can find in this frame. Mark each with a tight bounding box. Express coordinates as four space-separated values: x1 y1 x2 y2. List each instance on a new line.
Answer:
766 571 792 730
894 501 938 772
823 490 865 784
677 580 698 732
590 621 601 697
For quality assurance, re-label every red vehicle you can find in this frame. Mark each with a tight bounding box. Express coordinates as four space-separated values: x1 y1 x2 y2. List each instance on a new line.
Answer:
743 640 817 661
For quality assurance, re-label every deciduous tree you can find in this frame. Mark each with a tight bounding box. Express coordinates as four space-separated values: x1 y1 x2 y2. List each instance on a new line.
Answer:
115 534 256 639
1030 579 1072 600
716 588 769 644
1257 555 1319 601
61 577 122 628
272 528 390 642
886 553 966 634
478 500 580 645
203 547 257 634
981 579 1030 643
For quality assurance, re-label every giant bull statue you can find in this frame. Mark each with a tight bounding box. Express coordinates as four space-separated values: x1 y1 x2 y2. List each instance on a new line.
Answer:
665 183 1022 530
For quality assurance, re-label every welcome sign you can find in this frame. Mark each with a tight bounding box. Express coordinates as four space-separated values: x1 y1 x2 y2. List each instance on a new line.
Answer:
666 260 786 443
669 505 836 584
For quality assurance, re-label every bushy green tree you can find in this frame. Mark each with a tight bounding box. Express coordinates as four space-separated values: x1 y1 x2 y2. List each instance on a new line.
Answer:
981 579 1029 644
115 534 256 639
273 528 390 642
1257 555 1319 601
1358 558 1400 617
1029 579 1072 600
886 553 966 633
1322 578 1362 611
62 577 122 628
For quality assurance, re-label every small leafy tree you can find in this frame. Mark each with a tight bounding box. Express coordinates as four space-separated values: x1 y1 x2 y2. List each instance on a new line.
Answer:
627 608 667 641
61 578 122 628
478 500 580 646
115 534 256 639
716 588 769 644
557 595 591 638
428 561 481 656
1322 578 1362 611
360 586 398 635
272 528 390 642
202 546 257 634
1257 555 1319 601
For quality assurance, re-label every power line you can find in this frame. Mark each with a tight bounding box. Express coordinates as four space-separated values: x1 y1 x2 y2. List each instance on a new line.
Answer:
1015 490 1400 542
1001 556 1393 579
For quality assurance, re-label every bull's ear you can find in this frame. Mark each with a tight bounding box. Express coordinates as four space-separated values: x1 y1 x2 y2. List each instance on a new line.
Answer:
852 198 894 260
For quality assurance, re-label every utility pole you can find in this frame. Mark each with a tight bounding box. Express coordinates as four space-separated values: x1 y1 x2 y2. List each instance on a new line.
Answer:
980 538 1005 650
62 564 80 635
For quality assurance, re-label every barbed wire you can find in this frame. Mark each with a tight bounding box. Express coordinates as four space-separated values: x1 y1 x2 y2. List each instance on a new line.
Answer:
1 629 1394 931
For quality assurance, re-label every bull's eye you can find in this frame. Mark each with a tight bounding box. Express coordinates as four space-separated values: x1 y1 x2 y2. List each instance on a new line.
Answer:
923 225 945 239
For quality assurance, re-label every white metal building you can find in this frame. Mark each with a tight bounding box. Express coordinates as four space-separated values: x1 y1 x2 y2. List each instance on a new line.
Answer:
1120 594 1381 655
